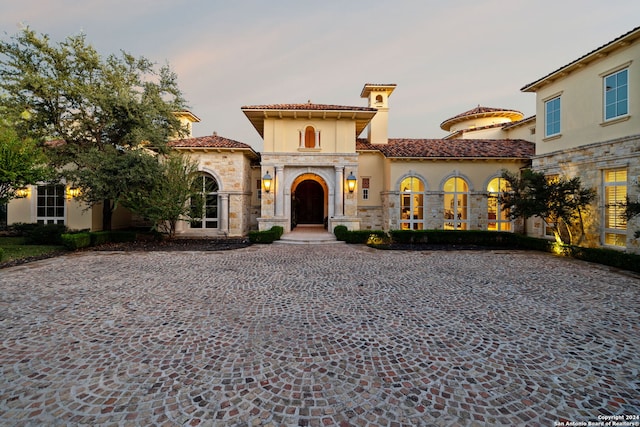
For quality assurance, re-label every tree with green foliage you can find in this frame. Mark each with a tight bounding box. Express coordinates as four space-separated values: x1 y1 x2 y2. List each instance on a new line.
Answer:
625 184 640 238
0 123 51 204
69 147 161 225
122 153 201 238
500 169 596 245
0 28 188 229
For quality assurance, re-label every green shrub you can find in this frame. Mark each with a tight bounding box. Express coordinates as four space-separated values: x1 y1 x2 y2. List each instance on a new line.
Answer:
388 230 426 244
344 230 387 244
0 247 4 261
8 222 39 236
565 245 640 273
388 230 518 246
333 225 348 241
248 229 278 244
270 226 284 240
61 233 91 250
90 231 112 246
24 223 68 245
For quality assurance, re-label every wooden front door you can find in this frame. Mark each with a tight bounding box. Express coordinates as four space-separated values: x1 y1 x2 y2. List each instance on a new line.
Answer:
294 180 324 224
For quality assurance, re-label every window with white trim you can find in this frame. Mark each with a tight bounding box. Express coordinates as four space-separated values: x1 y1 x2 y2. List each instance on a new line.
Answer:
603 168 627 247
604 68 628 121
362 177 370 200
400 176 424 230
36 184 65 224
444 177 468 230
545 96 561 137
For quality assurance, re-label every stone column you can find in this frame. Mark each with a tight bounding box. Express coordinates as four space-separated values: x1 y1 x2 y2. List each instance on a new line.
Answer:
219 193 229 234
315 130 320 148
334 166 344 217
275 166 285 217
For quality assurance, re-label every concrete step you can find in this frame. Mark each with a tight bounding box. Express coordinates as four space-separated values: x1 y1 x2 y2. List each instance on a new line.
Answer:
274 225 345 245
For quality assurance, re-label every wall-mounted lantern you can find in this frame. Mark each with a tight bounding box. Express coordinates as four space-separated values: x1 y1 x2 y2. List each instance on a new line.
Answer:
346 171 357 193
67 187 81 199
262 171 272 194
15 187 30 198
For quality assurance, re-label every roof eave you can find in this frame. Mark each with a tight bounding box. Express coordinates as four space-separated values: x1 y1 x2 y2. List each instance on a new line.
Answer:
242 108 377 139
173 145 259 159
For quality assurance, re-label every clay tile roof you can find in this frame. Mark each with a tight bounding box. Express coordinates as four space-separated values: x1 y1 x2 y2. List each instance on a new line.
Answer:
440 106 524 131
357 138 534 159
241 103 375 112
169 135 257 155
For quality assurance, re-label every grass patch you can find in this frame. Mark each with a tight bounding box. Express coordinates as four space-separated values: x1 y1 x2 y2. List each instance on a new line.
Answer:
0 236 66 263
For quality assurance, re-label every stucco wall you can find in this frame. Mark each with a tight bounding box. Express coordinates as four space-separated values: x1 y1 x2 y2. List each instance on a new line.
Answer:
534 42 640 155
263 119 357 154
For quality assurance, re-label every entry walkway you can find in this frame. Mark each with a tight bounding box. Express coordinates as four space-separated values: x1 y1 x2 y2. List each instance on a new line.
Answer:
277 224 342 245
0 245 638 426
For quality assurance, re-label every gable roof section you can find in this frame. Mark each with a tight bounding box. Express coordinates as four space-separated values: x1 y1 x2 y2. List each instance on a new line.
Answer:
169 135 259 159
241 103 377 138
357 138 534 159
522 26 640 92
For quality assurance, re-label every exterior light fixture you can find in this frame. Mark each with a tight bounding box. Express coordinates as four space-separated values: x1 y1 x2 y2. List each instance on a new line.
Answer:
67 187 81 199
262 171 272 194
346 171 357 193
15 187 30 198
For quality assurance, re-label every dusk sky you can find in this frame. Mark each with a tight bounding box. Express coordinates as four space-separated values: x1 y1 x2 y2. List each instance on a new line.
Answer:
2 1 639 150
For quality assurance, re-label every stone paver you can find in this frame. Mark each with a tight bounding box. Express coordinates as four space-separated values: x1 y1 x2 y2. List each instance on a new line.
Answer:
0 245 639 426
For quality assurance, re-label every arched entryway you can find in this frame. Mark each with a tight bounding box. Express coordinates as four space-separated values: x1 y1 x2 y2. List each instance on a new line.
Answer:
292 178 326 228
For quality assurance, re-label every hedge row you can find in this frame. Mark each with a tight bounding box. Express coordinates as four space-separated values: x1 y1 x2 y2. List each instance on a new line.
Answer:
248 226 284 244
388 229 520 246
0 248 4 262
61 230 137 250
335 227 640 273
10 223 68 245
334 226 387 244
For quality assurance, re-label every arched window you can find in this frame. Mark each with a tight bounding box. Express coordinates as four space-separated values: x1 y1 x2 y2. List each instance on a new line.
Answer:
487 177 512 231
400 176 425 230
304 126 316 148
190 173 219 229
444 177 469 230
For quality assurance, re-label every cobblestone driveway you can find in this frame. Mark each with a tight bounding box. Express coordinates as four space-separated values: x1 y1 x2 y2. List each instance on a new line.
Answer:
1 245 639 426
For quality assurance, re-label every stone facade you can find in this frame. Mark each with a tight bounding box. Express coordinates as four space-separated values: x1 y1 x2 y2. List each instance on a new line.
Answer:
531 134 640 252
174 149 257 237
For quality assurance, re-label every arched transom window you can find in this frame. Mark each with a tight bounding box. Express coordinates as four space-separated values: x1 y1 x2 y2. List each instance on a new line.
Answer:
444 177 469 230
400 176 425 230
487 177 512 232
190 173 219 229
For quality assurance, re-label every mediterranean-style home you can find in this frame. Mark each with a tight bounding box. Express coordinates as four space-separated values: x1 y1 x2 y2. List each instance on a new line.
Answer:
5 26 639 253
